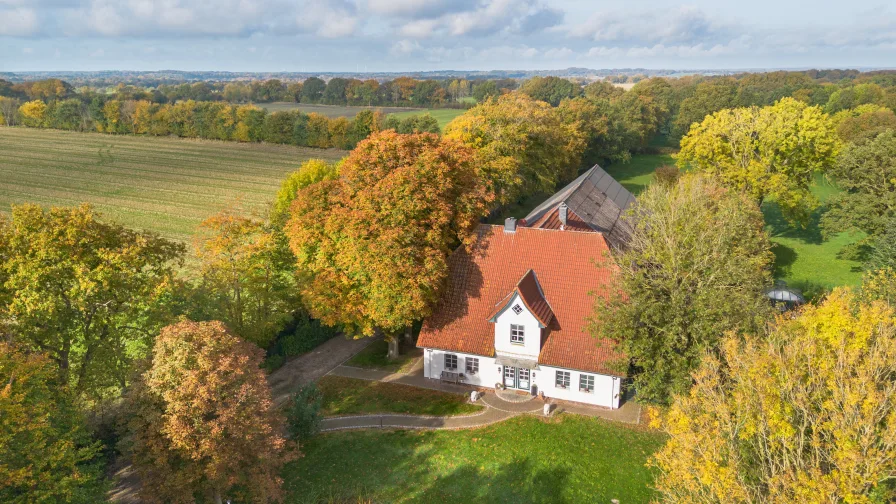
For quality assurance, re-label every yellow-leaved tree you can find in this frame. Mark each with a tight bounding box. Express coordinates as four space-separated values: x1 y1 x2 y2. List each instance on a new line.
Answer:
677 97 840 225
653 287 896 503
17 100 48 128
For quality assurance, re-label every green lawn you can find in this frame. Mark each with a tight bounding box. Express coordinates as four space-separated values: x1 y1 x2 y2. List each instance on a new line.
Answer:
318 375 482 417
0 128 345 241
345 339 420 374
387 108 467 130
284 415 665 503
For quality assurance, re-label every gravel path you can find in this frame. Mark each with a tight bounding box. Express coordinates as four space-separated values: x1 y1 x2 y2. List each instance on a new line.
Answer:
268 335 372 406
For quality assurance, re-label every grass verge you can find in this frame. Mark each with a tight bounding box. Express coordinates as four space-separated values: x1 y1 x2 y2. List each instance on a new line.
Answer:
284 415 666 503
345 339 420 373
318 375 482 417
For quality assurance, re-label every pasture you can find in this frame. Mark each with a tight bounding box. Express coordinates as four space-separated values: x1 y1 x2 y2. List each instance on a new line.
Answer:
0 128 346 241
388 108 467 130
284 415 665 503
260 102 419 117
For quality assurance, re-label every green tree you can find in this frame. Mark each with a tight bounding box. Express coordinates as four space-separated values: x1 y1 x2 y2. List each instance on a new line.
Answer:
672 77 738 139
866 219 896 271
0 204 184 398
678 97 840 224
519 76 581 106
445 93 585 207
194 212 299 348
271 159 340 226
823 130 896 239
831 104 896 144
653 288 896 503
591 174 773 403
287 131 493 356
0 343 107 503
300 77 326 103
123 321 294 504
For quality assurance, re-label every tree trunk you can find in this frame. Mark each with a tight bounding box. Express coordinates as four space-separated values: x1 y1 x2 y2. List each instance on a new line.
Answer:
214 489 223 504
403 325 414 345
387 336 400 361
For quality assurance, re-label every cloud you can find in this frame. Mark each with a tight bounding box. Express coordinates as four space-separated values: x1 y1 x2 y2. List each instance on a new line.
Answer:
569 6 730 46
390 39 422 56
0 7 39 36
392 0 562 39
367 0 477 19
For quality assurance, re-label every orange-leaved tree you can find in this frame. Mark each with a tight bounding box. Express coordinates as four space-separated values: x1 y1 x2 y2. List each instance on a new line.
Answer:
286 130 493 356
122 321 294 504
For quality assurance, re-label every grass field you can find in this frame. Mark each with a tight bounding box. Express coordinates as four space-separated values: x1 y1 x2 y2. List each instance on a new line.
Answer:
318 375 482 417
284 415 665 503
388 108 467 130
0 128 346 241
260 102 420 117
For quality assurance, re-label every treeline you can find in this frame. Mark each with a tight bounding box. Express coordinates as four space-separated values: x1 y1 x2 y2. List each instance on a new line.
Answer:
5 97 440 150
0 76 519 108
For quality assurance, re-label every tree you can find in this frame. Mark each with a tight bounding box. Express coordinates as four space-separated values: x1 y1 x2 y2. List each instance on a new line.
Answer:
270 158 340 226
123 321 294 504
0 343 107 503
653 288 896 503
194 212 298 348
672 77 738 139
822 130 896 239
591 174 773 403
0 204 184 398
18 99 48 127
518 76 581 106
0 96 20 126
444 93 585 208
678 97 840 224
287 131 493 355
831 104 896 144
865 218 896 271
300 77 325 103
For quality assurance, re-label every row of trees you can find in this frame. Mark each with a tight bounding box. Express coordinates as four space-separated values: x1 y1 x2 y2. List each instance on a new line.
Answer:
6 97 440 150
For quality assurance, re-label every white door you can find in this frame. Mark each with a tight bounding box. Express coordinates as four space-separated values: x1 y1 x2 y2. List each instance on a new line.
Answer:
504 366 515 388
518 368 530 390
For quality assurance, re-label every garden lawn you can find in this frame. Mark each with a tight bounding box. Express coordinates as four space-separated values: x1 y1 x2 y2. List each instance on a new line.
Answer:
387 108 467 130
284 415 665 503
317 375 482 417
345 339 420 373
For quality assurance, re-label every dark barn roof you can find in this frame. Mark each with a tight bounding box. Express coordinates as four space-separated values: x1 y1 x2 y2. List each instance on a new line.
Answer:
523 164 635 250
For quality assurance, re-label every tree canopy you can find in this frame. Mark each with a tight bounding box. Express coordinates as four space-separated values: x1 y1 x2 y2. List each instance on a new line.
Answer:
653 288 896 503
270 159 340 227
123 320 293 504
0 204 184 399
591 174 773 403
287 130 493 338
678 97 840 224
0 343 107 503
444 93 584 207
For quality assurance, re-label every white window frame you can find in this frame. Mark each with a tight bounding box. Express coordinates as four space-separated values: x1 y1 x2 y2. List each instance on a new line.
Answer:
444 353 458 371
510 324 525 344
555 370 570 389
512 303 523 315
465 357 479 375
579 373 595 393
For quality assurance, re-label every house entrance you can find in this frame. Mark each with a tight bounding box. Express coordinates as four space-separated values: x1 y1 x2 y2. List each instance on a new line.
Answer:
503 366 531 391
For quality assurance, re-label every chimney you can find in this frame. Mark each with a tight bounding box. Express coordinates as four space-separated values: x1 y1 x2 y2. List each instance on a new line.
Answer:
504 217 517 233
559 202 568 229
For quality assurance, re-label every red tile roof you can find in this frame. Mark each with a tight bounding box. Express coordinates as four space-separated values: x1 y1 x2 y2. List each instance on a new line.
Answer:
527 206 594 233
417 225 626 376
488 269 555 327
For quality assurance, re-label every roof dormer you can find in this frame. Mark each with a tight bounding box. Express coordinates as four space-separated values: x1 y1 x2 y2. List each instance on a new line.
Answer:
487 269 554 328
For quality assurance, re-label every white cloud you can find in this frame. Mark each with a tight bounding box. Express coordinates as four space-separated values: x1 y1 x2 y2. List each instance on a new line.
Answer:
390 39 422 57
543 46 573 59
0 7 38 36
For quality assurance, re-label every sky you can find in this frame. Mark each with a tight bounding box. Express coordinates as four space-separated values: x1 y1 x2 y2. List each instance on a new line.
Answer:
1 0 894 72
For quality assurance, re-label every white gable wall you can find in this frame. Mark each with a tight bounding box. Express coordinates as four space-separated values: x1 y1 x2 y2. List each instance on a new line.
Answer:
423 349 499 388
493 293 542 360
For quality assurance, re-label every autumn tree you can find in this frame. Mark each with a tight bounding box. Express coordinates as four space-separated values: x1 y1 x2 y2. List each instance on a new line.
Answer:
444 93 584 208
0 204 184 399
18 99 48 127
822 129 896 239
287 131 493 356
591 175 773 403
678 97 840 224
0 96 20 126
518 76 582 106
270 158 340 227
0 343 107 503
831 104 896 144
653 288 896 503
194 212 298 348
123 321 293 504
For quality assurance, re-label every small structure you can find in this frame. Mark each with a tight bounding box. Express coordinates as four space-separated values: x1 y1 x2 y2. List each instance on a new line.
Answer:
765 282 806 311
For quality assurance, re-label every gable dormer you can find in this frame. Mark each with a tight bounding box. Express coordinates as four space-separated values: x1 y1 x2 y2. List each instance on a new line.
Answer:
487 270 554 360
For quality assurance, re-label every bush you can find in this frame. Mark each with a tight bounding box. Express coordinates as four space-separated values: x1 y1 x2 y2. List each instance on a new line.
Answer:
280 317 340 357
288 383 323 442
654 165 681 186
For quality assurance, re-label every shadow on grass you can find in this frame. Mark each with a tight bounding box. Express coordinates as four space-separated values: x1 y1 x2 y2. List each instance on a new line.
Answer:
762 200 825 244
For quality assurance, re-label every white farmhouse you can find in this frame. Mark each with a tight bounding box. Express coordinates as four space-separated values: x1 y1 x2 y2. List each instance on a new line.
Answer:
417 165 633 409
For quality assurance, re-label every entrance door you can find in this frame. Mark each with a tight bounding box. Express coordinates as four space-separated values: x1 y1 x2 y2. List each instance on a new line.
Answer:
503 366 531 390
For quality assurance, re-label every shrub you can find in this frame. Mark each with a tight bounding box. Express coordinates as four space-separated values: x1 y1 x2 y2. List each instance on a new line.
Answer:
280 317 340 357
654 165 681 186
288 383 323 442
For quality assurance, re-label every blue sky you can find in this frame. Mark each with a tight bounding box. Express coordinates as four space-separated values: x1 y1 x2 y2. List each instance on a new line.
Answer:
1 0 894 72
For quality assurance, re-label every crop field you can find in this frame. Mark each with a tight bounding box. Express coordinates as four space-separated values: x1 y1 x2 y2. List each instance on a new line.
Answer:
260 102 422 117
388 108 467 130
0 128 346 241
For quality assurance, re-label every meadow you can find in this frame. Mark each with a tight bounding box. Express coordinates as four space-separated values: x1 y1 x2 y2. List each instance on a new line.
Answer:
387 108 468 130
284 415 665 504
0 128 346 241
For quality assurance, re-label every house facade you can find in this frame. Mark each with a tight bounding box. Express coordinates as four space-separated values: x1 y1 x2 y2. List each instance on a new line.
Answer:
417 214 627 409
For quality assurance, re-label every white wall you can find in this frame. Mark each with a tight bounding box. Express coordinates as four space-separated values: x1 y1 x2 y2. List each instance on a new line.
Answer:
423 349 499 388
493 293 542 360
535 365 621 409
